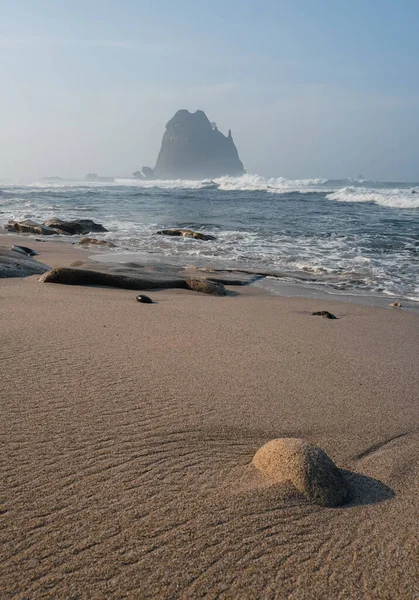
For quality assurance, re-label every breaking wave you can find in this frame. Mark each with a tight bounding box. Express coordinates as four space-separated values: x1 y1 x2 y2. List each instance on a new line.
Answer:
3 175 418 209
326 186 419 209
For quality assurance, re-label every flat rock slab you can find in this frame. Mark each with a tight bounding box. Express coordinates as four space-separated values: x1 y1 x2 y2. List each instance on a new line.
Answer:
39 267 186 291
65 260 253 287
39 267 227 296
0 247 50 278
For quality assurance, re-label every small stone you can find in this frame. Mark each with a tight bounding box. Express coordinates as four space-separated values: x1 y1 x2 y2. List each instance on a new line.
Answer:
312 311 337 319
136 294 153 304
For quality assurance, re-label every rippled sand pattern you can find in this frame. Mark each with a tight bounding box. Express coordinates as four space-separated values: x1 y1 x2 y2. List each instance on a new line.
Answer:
1 279 418 598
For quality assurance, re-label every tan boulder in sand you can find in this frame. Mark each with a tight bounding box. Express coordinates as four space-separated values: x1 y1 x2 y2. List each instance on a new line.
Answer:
77 238 116 247
185 278 227 296
252 438 349 507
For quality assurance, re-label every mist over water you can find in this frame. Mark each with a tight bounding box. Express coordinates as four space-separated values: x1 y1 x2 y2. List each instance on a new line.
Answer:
1 175 418 302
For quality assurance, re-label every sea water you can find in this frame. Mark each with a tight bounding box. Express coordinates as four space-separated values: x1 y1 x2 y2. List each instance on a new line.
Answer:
1 175 418 304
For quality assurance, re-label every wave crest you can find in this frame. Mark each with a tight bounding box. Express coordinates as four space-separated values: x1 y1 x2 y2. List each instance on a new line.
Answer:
326 187 419 209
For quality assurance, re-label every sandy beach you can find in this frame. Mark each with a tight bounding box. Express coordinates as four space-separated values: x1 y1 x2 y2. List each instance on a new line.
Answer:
1 237 418 599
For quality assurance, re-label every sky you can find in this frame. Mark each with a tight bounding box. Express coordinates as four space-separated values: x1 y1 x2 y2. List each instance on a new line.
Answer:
1 0 419 181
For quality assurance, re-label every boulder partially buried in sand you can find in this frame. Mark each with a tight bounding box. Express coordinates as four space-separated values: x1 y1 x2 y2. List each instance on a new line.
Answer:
39 267 227 296
185 278 227 296
0 247 50 278
252 438 349 507
77 237 116 247
39 267 185 290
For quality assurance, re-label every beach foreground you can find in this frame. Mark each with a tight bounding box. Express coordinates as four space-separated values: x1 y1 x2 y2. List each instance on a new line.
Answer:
1 241 418 599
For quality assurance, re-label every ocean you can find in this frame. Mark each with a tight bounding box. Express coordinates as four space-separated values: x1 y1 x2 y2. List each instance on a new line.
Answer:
1 175 418 305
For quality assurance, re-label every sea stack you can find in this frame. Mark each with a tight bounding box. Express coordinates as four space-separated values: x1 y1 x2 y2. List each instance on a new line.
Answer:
142 110 245 179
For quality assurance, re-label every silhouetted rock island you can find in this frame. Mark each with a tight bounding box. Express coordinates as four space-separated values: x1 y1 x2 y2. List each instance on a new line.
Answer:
139 110 245 180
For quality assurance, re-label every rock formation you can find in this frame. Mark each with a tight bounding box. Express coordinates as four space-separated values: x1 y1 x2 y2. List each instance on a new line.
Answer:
6 219 107 236
142 110 245 179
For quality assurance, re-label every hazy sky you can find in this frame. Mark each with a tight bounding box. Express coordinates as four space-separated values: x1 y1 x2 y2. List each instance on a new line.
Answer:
1 0 419 181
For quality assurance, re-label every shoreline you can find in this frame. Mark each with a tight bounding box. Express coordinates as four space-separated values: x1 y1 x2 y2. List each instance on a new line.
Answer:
2 229 418 312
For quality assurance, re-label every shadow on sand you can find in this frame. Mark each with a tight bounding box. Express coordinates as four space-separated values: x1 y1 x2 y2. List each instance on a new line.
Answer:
341 470 395 507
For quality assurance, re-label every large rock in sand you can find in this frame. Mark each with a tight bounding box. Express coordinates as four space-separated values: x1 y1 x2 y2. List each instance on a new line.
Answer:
39 267 185 290
39 267 227 296
0 247 50 278
77 237 116 247
44 219 107 235
252 438 349 507
184 278 227 296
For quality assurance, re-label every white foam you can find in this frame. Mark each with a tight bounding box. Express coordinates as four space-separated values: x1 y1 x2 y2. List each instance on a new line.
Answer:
326 187 419 209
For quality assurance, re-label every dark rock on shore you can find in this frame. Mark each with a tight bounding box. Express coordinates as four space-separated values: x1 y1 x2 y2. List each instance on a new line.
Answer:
6 219 107 236
39 266 227 296
11 245 37 256
0 247 50 278
44 219 108 235
39 267 185 290
312 311 337 319
156 229 216 241
144 109 245 179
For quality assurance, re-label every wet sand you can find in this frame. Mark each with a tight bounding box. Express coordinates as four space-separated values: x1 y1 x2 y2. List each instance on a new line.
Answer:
1 237 418 599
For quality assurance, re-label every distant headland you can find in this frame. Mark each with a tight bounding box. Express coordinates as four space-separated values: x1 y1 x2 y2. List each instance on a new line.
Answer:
136 109 245 180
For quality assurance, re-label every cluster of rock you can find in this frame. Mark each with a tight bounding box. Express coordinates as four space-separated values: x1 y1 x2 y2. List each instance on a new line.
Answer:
5 219 107 236
137 109 245 180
